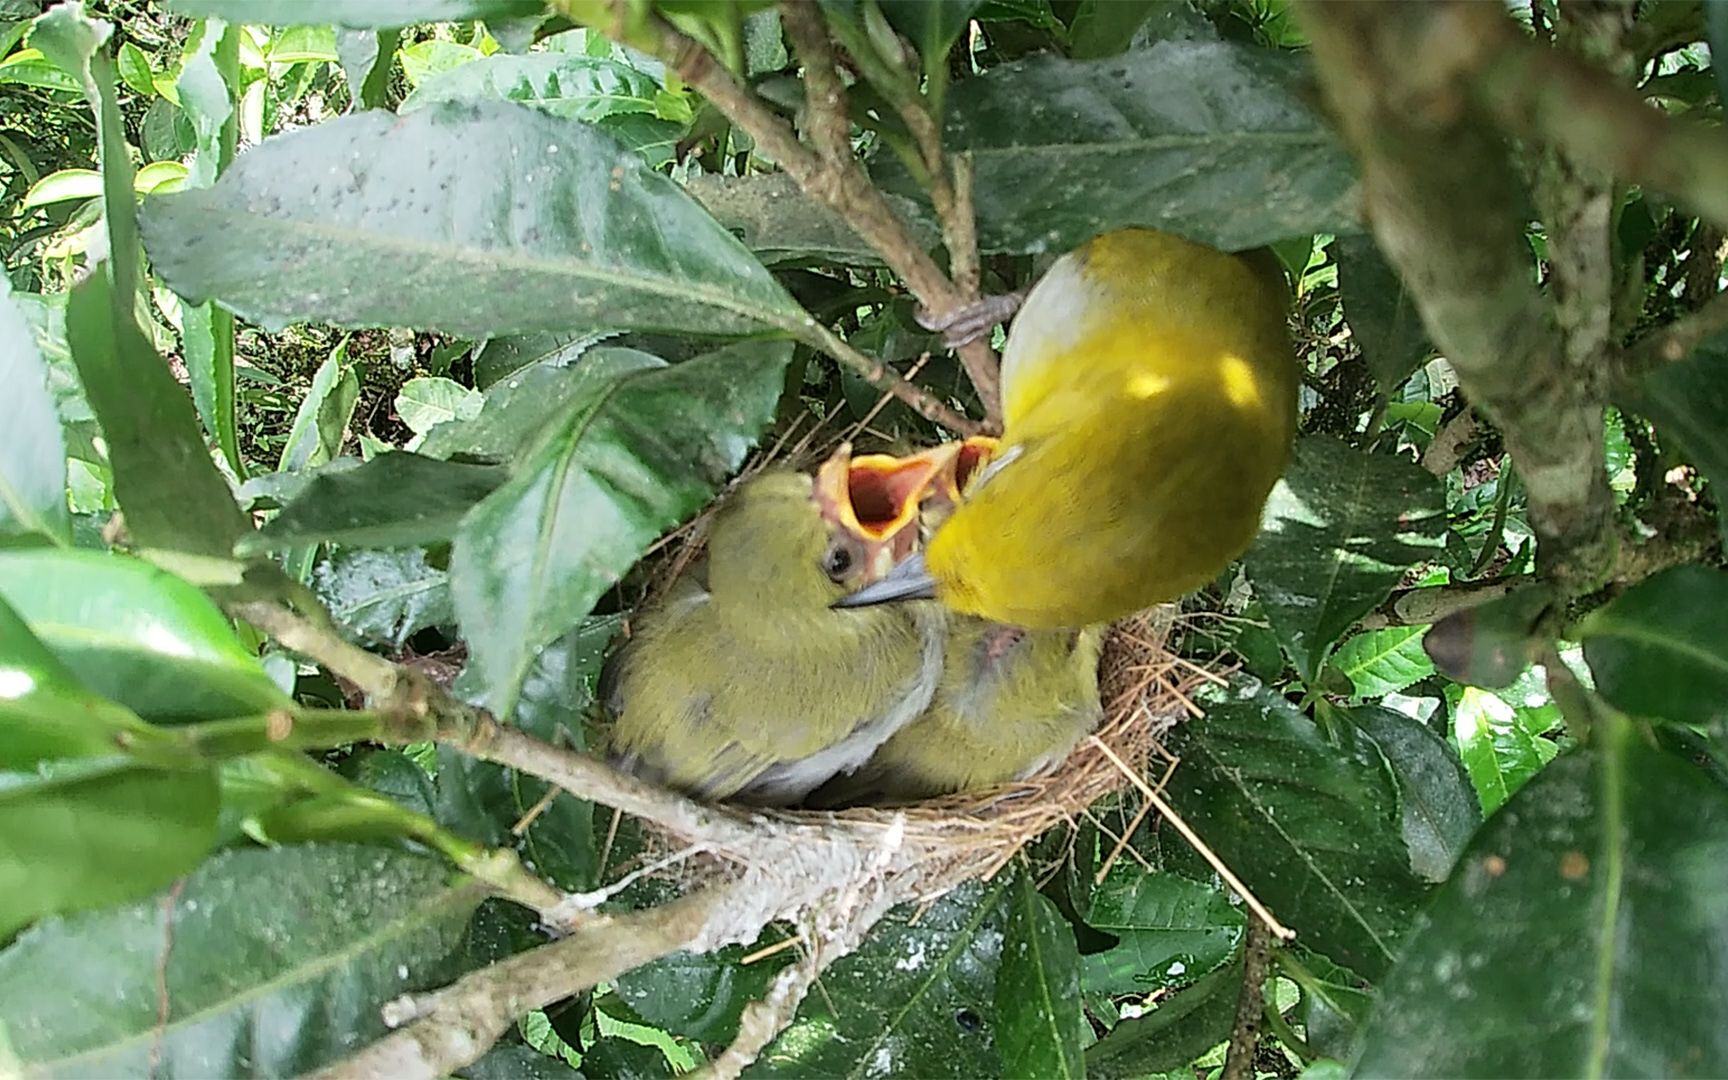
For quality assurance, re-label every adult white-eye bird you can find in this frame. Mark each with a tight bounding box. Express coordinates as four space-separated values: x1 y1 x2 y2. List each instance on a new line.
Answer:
837 228 1298 628
604 447 946 805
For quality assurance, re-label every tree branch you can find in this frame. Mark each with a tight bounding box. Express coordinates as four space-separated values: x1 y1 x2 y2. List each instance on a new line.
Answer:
1221 920 1273 1080
1296 1 1618 591
312 887 729 1080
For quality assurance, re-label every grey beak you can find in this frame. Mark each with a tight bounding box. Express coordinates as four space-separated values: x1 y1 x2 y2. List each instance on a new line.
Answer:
832 552 938 608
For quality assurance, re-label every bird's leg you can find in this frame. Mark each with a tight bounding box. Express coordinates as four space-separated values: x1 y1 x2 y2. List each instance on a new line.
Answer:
917 290 1028 349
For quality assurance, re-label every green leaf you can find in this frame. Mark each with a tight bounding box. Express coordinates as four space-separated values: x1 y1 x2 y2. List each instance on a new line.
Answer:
996 870 1086 1080
20 167 102 209
685 172 941 268
279 341 359 472
903 40 1358 255
0 595 148 768
461 1041 582 1080
878 0 983 68
1356 728 1728 1077
115 39 153 95
0 844 487 1075
1452 685 1551 815
473 328 617 388
1166 683 1426 980
267 24 339 62
1067 0 1214 58
1330 625 1434 698
754 880 1009 1078
397 375 483 438
141 104 806 340
65 261 249 559
1244 437 1447 683
336 27 400 110
167 0 545 28
1083 961 1238 1078
0 49 83 92
1580 565 1728 727
315 546 453 649
1621 335 1728 539
400 52 661 122
0 548 288 722
243 453 506 553
0 759 219 937
1080 865 1242 996
1347 704 1480 883
613 938 796 1044
1336 235 1432 394
452 340 790 716
0 278 69 545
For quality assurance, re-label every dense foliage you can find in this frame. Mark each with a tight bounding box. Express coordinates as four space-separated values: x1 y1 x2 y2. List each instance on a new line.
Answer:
2 0 1726 1077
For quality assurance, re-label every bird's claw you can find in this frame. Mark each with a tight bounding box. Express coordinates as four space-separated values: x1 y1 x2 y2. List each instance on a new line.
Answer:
916 290 1028 350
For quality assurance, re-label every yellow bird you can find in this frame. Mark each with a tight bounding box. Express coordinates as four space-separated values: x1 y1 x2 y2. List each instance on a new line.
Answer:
604 447 946 805
816 439 1105 804
837 228 1298 628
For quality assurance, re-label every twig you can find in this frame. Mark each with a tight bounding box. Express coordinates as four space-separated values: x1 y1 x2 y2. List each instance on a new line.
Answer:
1356 576 1536 631
808 322 981 435
232 601 399 697
1088 735 1295 941
311 887 728 1080
1420 409 1483 475
1222 920 1273 1080
1624 286 1728 373
1296 1 1618 591
702 936 832 1079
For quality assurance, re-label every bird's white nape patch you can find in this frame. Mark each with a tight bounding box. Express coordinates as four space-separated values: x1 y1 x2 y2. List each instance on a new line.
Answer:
1000 252 1097 401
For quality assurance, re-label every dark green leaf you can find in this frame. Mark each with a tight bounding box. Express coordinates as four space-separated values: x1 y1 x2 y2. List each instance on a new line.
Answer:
168 0 545 28
995 871 1085 1080
461 1041 582 1080
1068 0 1214 57
1622 338 1728 538
141 104 806 340
241 453 507 553
1451 684 1553 815
686 172 941 267
1083 962 1239 1078
753 880 1008 1078
279 342 359 472
336 27 400 109
878 0 983 67
614 937 795 1044
400 52 660 122
0 279 69 545
0 844 487 1075
1244 437 1447 682
1336 235 1432 394
0 759 219 937
452 340 790 715
0 596 147 768
315 546 453 649
65 264 249 559
340 746 437 818
583 1036 671 1078
1330 626 1434 698
1347 704 1480 883
1580 565 1728 727
0 548 288 722
904 40 1358 255
115 39 152 95
473 328 617 388
1356 729 1728 1077
1421 582 1559 690
1166 683 1425 979
1081 865 1242 996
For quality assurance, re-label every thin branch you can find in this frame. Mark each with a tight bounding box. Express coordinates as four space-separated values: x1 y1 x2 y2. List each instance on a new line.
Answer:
1355 576 1535 631
806 322 983 435
312 887 729 1080
702 939 832 1079
1295 1 1618 591
1222 920 1274 1080
1419 409 1484 476
1624 285 1728 373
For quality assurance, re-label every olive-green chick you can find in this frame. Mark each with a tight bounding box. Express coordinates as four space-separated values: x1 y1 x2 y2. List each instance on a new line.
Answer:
604 448 946 805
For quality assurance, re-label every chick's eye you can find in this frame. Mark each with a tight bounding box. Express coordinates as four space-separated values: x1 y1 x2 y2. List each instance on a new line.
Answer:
821 544 855 581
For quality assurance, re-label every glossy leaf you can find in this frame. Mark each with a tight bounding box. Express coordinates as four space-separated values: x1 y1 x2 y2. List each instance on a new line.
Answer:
905 40 1358 255
0 278 69 545
614 938 795 1044
1580 565 1728 727
168 0 545 28
1336 235 1431 394
1348 704 1480 883
996 871 1085 1080
396 376 482 438
0 548 288 722
280 343 359 473
685 172 940 267
1356 729 1728 1077
1084 962 1238 1078
65 264 249 559
473 328 617 388
0 759 220 937
315 546 453 649
452 340 790 715
1081 864 1242 995
400 52 660 122
754 880 1008 1078
1166 683 1425 980
243 453 505 553
141 104 806 340
0 844 487 1076
1331 626 1434 699
1453 685 1553 816
1245 437 1447 682
0 595 147 768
